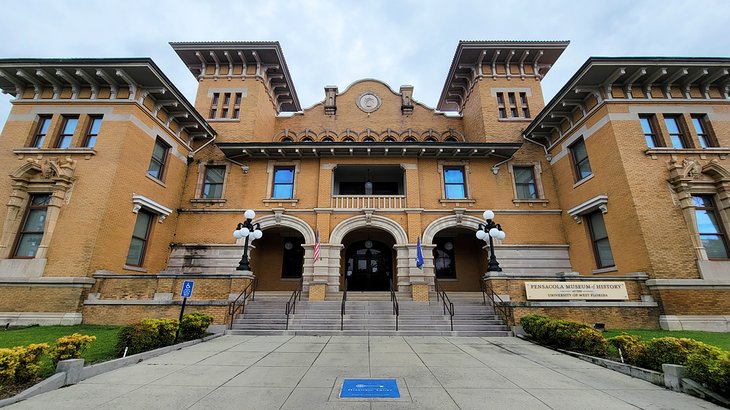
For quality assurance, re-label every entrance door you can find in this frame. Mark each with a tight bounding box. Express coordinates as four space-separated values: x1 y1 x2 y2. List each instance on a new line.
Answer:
344 240 392 291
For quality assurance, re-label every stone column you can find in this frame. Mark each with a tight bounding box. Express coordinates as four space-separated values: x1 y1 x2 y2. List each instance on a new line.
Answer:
308 243 342 301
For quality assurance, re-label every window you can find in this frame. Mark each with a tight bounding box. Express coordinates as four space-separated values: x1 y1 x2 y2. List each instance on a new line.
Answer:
55 116 78 149
125 210 153 266
433 239 456 279
570 139 592 181
281 237 304 278
209 93 219 118
513 166 537 199
586 211 614 268
201 166 225 199
12 194 51 258
664 115 690 148
272 166 295 199
520 92 530 118
221 93 231 118
147 138 169 180
639 115 661 148
496 93 506 119
83 116 102 148
508 92 518 117
691 115 715 148
443 167 466 199
232 93 242 119
31 116 51 148
693 195 729 259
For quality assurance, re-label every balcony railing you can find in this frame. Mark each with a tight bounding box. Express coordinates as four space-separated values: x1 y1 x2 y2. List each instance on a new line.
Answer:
331 195 406 209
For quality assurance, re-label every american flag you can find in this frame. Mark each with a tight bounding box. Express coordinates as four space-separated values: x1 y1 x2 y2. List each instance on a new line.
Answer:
313 229 321 261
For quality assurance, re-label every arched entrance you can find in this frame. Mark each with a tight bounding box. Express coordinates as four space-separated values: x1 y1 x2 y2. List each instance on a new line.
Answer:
250 226 305 291
340 228 396 292
431 226 488 291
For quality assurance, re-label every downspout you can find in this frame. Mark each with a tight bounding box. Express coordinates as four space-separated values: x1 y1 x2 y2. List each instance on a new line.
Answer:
522 132 553 162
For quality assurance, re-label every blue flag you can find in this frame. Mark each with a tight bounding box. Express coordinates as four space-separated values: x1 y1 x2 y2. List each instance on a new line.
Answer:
415 236 424 269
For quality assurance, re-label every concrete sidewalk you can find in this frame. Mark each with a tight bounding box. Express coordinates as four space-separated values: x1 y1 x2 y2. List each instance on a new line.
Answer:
7 335 721 409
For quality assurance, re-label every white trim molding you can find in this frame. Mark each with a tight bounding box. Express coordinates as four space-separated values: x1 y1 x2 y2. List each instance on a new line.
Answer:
132 194 172 223
567 194 608 223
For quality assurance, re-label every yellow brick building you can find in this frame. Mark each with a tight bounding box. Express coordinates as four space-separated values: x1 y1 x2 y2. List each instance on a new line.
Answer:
0 41 727 331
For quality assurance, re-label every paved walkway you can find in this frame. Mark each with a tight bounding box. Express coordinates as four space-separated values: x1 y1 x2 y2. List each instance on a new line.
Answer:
8 335 721 409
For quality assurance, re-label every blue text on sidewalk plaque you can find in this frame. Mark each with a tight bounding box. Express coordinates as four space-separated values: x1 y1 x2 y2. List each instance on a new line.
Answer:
340 379 400 398
181 281 194 298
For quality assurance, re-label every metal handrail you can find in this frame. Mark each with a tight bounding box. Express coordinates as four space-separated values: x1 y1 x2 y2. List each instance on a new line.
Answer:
340 276 348 331
389 276 399 331
227 276 258 329
434 277 454 331
480 277 514 327
285 277 303 330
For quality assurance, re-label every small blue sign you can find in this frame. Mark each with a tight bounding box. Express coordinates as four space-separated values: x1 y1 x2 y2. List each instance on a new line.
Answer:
181 280 194 298
340 379 400 398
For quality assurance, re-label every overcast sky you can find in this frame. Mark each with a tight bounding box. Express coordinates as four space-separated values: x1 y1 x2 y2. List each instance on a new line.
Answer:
1 0 729 129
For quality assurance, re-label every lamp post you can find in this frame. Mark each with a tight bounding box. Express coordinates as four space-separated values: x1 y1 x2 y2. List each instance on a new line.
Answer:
233 209 263 271
475 210 506 272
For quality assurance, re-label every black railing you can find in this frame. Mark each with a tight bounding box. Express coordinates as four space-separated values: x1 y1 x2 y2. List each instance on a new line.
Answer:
434 277 454 331
285 277 303 330
389 276 399 331
480 277 514 327
340 276 348 331
228 276 258 329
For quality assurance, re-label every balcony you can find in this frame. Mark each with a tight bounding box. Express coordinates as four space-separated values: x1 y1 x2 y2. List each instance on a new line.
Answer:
332 165 405 209
331 194 406 209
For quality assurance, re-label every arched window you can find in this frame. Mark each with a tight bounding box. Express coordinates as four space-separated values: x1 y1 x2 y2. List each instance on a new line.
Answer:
321 137 334 143
425 137 437 143
281 137 293 142
342 137 355 142
403 137 416 142
301 137 313 143
383 137 396 142
363 137 375 142
445 137 458 142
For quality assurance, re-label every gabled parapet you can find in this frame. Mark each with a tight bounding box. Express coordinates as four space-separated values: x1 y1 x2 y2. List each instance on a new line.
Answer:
170 41 301 113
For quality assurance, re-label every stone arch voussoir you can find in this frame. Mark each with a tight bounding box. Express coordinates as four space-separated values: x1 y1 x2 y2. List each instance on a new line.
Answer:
422 214 484 244
330 214 409 245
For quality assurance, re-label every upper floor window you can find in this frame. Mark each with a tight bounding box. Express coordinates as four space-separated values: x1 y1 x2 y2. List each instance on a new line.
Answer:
201 166 225 199
13 194 51 258
508 92 518 117
125 209 153 267
520 92 530 118
691 115 716 148
55 116 78 149
443 167 466 199
693 195 729 259
272 166 295 199
209 93 219 119
221 93 231 118
31 116 52 148
433 239 456 279
83 116 102 149
147 138 170 180
513 166 537 199
233 93 242 119
639 115 661 148
496 93 506 119
664 115 690 149
586 211 614 268
570 138 592 182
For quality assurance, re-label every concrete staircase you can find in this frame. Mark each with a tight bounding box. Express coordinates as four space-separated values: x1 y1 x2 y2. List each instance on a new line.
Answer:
228 291 512 336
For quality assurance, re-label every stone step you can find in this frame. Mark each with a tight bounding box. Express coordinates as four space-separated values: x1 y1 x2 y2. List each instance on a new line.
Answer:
226 329 513 337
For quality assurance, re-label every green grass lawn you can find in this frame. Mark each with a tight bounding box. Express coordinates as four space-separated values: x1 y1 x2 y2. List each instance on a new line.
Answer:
604 329 730 351
0 325 123 377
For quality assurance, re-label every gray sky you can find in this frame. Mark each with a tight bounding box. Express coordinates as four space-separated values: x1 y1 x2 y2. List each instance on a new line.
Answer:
1 0 729 129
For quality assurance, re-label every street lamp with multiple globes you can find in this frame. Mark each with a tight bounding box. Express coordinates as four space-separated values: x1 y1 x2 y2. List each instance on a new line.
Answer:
475 210 506 272
233 209 263 271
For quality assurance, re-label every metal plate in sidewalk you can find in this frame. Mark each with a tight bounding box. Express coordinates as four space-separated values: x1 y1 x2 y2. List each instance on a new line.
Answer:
340 378 400 398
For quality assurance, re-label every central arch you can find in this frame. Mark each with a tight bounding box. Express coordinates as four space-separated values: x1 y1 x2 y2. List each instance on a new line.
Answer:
330 214 408 245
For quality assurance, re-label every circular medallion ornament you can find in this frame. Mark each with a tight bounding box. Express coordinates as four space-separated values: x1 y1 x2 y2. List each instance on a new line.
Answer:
357 92 381 113
284 241 293 250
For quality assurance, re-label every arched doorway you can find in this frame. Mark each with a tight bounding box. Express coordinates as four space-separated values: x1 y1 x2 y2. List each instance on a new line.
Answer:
431 227 488 291
250 226 305 291
340 228 396 292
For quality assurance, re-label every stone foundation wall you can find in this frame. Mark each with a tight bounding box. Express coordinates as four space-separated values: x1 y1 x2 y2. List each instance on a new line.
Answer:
83 303 229 325
513 305 660 329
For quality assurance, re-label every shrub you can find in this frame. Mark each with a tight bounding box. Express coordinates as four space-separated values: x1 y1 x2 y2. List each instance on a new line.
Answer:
179 312 213 341
520 314 607 356
0 348 19 385
520 314 550 338
117 318 180 355
572 328 608 356
13 343 49 383
49 334 96 365
637 337 712 371
685 347 730 396
607 334 645 365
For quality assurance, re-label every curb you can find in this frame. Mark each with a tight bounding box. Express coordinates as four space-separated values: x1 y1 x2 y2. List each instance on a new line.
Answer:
0 333 223 408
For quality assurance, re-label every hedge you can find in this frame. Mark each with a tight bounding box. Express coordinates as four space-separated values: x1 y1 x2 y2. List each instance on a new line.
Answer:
519 314 607 356
117 313 213 355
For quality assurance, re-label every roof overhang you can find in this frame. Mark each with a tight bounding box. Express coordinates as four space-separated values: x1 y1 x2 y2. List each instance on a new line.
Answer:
170 41 301 112
218 142 521 160
524 57 730 142
438 40 570 111
0 58 215 139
